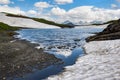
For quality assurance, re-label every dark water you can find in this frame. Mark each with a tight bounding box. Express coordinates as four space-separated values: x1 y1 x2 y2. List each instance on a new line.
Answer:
15 28 104 80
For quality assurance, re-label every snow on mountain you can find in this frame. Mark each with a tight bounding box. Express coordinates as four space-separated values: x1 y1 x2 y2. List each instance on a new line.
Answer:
47 39 120 80
63 20 75 26
90 20 103 24
74 20 104 25
78 21 89 25
0 13 59 29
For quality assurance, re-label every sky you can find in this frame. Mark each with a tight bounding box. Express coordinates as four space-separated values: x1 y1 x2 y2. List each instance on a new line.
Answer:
0 0 120 23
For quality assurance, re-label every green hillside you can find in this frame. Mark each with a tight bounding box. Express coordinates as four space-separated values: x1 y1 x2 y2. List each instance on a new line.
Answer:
0 22 19 31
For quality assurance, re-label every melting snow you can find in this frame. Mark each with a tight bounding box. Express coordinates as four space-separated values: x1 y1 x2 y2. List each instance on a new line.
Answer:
47 39 120 80
55 49 72 57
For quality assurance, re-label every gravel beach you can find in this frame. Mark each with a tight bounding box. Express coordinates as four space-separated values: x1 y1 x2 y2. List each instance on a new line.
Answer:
0 30 61 80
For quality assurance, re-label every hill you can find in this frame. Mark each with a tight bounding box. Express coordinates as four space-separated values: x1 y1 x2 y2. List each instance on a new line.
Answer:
62 20 75 27
3 12 74 28
0 22 19 31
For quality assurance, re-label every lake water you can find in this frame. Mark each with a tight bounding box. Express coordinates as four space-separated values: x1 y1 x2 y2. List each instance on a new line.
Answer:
15 27 104 80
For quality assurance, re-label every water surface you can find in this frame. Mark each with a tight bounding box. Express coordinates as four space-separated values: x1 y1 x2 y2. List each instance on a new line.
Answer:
16 27 104 80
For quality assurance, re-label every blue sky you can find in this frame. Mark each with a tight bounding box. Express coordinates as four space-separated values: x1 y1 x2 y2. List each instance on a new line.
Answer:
9 0 119 11
59 0 117 10
0 0 120 23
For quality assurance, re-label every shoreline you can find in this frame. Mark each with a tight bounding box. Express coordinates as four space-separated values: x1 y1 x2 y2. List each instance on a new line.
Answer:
47 21 120 80
0 30 61 80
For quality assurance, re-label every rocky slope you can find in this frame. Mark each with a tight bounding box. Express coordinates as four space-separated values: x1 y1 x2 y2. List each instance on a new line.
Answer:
86 19 120 41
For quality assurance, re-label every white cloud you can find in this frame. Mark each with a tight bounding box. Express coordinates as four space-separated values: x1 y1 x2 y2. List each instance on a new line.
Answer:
51 7 66 16
111 4 118 8
55 0 73 4
34 2 51 8
0 0 10 4
27 10 37 15
51 6 120 23
0 5 26 15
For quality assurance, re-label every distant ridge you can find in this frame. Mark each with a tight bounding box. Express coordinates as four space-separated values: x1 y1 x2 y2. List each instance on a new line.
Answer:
63 20 75 27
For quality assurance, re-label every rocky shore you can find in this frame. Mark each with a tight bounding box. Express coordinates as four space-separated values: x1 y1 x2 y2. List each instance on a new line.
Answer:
0 30 61 80
86 19 120 41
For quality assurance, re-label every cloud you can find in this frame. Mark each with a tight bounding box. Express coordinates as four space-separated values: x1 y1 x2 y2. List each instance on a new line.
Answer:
55 0 73 4
51 7 66 16
111 4 118 9
116 0 120 2
51 6 120 23
0 0 10 4
34 2 51 9
0 5 25 15
27 10 37 15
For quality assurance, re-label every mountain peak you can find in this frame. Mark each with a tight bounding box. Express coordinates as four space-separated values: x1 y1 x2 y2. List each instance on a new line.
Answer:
63 20 75 26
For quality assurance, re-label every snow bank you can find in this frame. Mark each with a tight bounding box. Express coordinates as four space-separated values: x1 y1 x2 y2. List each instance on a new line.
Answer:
75 24 108 29
47 40 120 80
0 13 59 29
84 40 120 55
55 49 72 57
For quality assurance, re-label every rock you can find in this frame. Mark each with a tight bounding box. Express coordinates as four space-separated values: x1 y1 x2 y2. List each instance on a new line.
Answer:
100 19 120 34
57 46 66 49
74 39 81 41
17 66 20 69
86 19 120 42
2 77 6 80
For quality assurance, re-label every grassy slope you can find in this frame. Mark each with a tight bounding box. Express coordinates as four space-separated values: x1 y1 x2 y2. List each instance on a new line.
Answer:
0 22 19 37
0 22 19 31
32 18 73 28
5 13 74 28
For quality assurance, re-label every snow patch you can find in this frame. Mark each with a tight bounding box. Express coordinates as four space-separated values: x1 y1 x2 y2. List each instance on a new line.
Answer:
84 40 120 55
0 13 59 29
75 24 108 29
56 49 72 57
10 40 16 43
47 39 120 80
35 46 41 49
